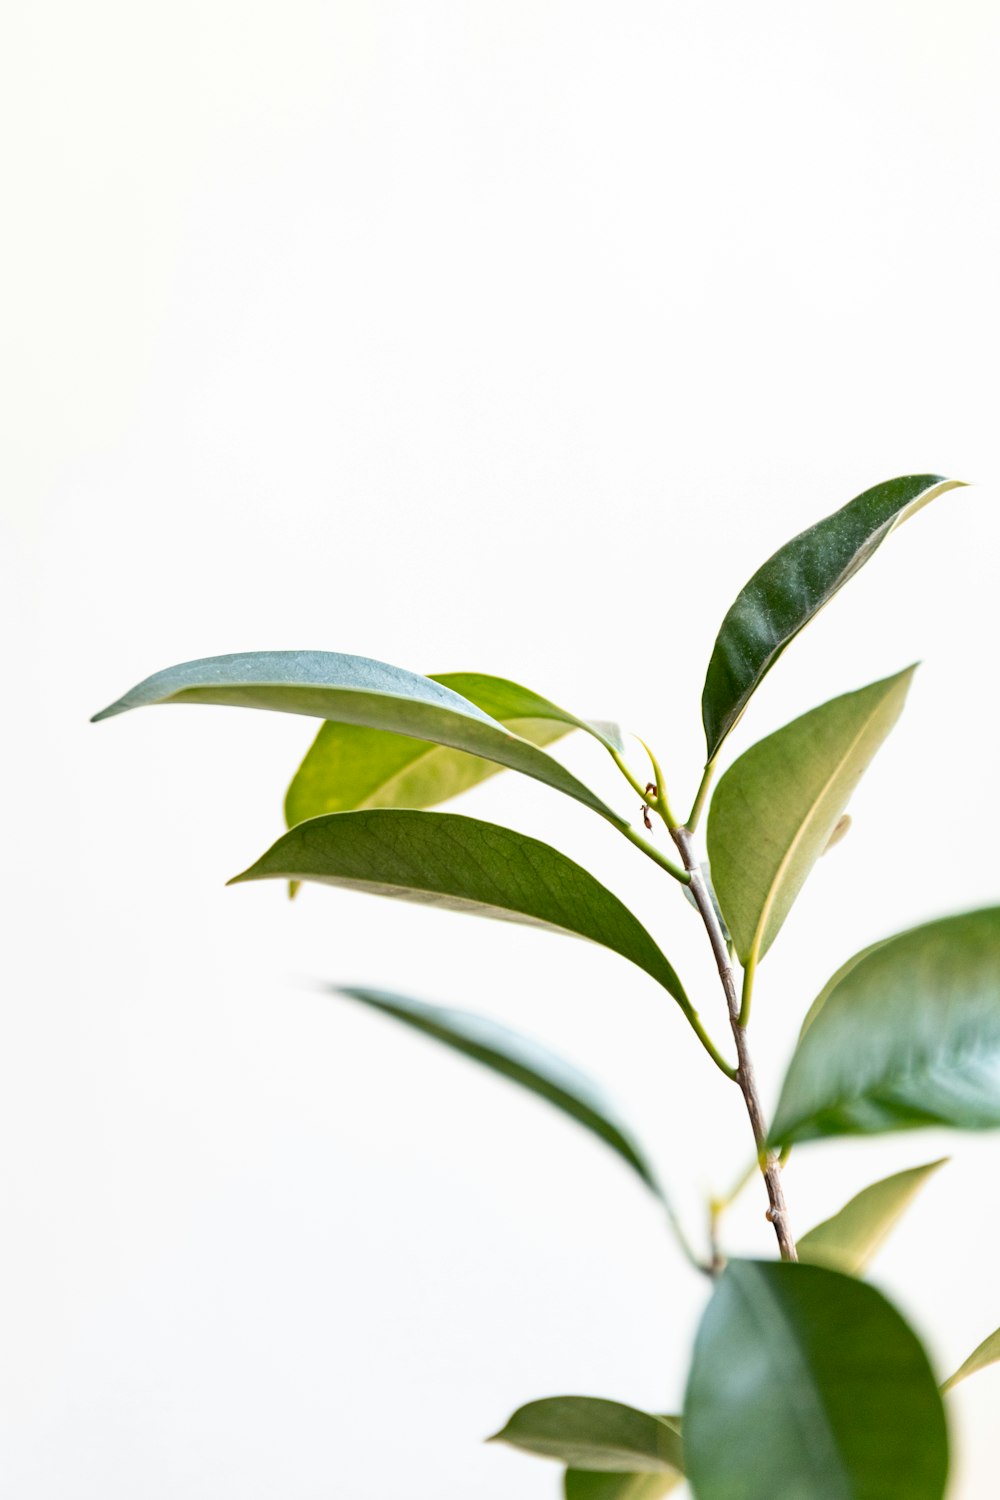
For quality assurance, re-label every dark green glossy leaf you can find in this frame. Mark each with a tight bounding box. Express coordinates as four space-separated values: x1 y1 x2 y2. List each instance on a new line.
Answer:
490 1398 683 1473
771 908 1000 1146
707 669 914 965
942 1326 1000 1393
284 671 621 826
701 475 963 760
230 810 687 1005
92 651 624 826
336 986 664 1198
684 1260 948 1500
798 1159 946 1276
564 1470 683 1499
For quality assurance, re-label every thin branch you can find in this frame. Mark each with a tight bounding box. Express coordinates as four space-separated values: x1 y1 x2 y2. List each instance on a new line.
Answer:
686 757 718 834
670 825 798 1262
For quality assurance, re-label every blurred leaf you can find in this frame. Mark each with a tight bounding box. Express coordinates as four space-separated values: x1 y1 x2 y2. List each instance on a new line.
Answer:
771 908 1000 1145
92 651 624 826
708 669 913 966
798 1159 947 1275
284 670 622 826
337 986 664 1198
942 1326 1000 1393
701 475 963 760
231 809 687 1005
684 1260 948 1500
490 1398 683 1473
564 1471 683 1499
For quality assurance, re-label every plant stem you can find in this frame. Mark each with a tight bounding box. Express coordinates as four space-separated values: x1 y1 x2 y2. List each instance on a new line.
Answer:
670 825 798 1262
686 757 718 834
619 821 690 886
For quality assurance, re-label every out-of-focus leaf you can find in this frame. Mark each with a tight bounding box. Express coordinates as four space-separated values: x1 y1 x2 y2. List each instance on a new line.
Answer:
701 475 963 760
336 987 664 1198
771 908 1000 1146
283 670 622 826
684 1260 948 1500
489 1398 683 1473
230 810 687 1005
564 1470 683 1499
708 669 913 966
942 1327 1000 1393
92 651 623 825
798 1159 947 1275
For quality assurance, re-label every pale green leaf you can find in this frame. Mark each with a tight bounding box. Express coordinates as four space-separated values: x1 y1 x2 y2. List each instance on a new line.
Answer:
942 1327 1000 1393
798 1159 947 1275
708 668 914 966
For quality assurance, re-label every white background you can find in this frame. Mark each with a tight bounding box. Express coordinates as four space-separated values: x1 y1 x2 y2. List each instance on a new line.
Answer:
4 2 1000 1496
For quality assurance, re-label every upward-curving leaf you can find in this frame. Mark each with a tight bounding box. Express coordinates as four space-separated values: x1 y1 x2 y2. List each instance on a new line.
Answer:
284 671 622 826
230 809 688 1006
942 1326 1000 1393
707 668 914 967
771 908 1000 1146
798 1159 947 1276
92 651 625 827
701 475 963 761
335 986 665 1198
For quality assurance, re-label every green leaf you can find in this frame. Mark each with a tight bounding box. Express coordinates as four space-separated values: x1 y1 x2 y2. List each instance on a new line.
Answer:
701 475 963 761
489 1398 683 1474
798 1159 947 1276
707 669 914 966
564 1470 683 1499
942 1326 1000 1393
684 1260 948 1500
230 809 687 1006
92 651 624 827
284 670 620 826
335 986 664 1198
770 907 1000 1146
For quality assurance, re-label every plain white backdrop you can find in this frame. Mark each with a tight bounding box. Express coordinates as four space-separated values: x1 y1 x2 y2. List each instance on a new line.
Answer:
4 2 1000 1496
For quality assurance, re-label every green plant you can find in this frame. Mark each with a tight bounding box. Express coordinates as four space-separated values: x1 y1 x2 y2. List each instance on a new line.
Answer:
93 475 1000 1499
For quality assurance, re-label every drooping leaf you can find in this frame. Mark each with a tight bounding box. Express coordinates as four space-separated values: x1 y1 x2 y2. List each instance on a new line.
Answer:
798 1159 947 1276
336 986 664 1198
230 810 687 1006
684 1260 948 1500
707 669 914 966
92 651 624 827
771 908 1000 1146
942 1326 1000 1393
564 1469 683 1499
284 671 621 826
701 475 963 761
489 1398 683 1474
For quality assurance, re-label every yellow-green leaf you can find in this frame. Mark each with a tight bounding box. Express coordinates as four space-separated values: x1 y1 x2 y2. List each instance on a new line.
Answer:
798 1159 947 1275
942 1327 1000 1393
707 668 914 967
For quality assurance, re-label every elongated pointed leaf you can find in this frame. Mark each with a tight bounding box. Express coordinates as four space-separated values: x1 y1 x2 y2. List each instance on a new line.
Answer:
684 1260 948 1500
336 986 664 1198
707 669 914 965
92 651 624 827
284 671 621 826
771 908 1000 1146
798 1159 947 1276
702 475 963 760
564 1469 683 1499
942 1326 1000 1393
490 1399 683 1474
231 810 687 1006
